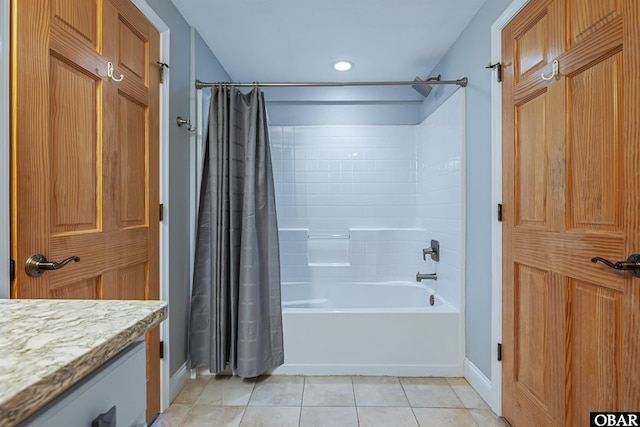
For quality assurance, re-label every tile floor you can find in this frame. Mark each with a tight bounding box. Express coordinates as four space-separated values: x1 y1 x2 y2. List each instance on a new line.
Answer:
151 375 510 427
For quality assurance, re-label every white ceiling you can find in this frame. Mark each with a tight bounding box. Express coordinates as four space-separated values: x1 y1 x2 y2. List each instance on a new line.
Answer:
171 0 486 101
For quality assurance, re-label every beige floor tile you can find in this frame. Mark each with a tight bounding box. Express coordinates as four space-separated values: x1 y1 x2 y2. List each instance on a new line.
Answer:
353 376 410 406
446 378 489 409
413 408 478 427
357 407 419 427
249 375 304 406
300 407 359 427
239 406 301 427
400 377 463 408
180 405 245 427
150 404 191 426
172 378 210 405
196 375 256 406
469 409 512 427
303 376 355 406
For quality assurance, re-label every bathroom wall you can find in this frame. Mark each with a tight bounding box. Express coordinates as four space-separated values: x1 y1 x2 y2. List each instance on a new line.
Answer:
271 91 464 310
420 0 514 379
146 0 230 377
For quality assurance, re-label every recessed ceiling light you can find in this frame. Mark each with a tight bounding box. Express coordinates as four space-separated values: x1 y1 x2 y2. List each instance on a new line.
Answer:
333 60 353 72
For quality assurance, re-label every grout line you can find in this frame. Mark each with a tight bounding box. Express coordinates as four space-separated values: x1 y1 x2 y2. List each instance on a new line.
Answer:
298 376 306 427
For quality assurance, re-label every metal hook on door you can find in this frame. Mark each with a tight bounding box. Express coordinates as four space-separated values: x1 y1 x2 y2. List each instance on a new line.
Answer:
107 62 124 82
541 60 559 81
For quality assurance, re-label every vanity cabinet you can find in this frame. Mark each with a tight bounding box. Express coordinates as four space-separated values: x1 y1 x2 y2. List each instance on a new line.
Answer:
19 340 146 427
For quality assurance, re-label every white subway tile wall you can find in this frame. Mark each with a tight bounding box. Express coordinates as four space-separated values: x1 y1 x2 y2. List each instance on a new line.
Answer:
270 90 465 309
415 90 465 310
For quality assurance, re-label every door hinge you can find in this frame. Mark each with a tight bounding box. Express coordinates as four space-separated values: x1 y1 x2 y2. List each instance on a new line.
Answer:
497 343 502 361
10 259 15 281
159 340 165 359
497 204 503 222
156 62 169 84
159 203 164 221
486 62 502 82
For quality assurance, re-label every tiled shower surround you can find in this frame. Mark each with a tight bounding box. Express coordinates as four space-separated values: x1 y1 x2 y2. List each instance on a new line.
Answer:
270 90 465 309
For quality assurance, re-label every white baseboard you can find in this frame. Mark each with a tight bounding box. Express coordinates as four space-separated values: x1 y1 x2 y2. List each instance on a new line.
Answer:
271 363 464 377
464 358 495 410
169 363 189 404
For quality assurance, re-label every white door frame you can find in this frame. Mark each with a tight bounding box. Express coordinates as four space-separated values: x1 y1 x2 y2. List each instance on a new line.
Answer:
0 0 172 412
129 0 171 412
489 0 530 415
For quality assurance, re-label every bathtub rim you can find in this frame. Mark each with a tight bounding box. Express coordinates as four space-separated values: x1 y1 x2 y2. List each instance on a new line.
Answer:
280 281 458 314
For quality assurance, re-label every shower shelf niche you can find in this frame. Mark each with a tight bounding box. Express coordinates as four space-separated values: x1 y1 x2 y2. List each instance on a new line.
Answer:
307 232 350 267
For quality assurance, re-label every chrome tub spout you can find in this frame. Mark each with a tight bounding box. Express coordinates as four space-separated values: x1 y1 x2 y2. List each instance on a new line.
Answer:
416 272 437 282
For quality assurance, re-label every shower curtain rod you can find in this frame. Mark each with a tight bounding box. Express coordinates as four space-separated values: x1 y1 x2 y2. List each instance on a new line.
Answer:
195 77 468 90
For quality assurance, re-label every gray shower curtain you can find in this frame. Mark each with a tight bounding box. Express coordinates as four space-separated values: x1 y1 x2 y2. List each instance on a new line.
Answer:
188 85 284 378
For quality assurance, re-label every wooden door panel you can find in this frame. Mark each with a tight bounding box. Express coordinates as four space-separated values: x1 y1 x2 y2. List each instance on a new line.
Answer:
50 278 100 299
118 17 147 82
50 55 100 233
569 279 622 426
48 229 149 288
514 264 550 399
568 0 622 45
515 94 548 226
514 12 549 82
117 95 147 227
51 0 99 48
512 264 564 427
567 53 623 231
102 263 147 300
512 229 626 291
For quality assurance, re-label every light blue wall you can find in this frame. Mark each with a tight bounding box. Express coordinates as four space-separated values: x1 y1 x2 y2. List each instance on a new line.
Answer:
266 101 422 125
264 86 425 126
421 0 512 378
146 0 229 376
194 31 230 81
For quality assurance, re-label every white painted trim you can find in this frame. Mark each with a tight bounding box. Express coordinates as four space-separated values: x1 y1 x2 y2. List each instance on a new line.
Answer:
272 364 464 377
459 88 468 379
127 0 172 413
490 0 530 416
169 363 190 404
157 27 171 413
464 358 493 408
130 0 169 32
0 0 10 300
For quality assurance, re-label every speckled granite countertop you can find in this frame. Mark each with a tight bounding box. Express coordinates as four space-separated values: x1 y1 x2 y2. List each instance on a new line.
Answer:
0 299 168 426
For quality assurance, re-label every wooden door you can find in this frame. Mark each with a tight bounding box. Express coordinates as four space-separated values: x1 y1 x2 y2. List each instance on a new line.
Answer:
502 0 640 426
10 0 161 421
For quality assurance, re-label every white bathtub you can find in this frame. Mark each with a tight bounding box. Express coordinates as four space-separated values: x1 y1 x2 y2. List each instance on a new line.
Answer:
272 281 464 376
